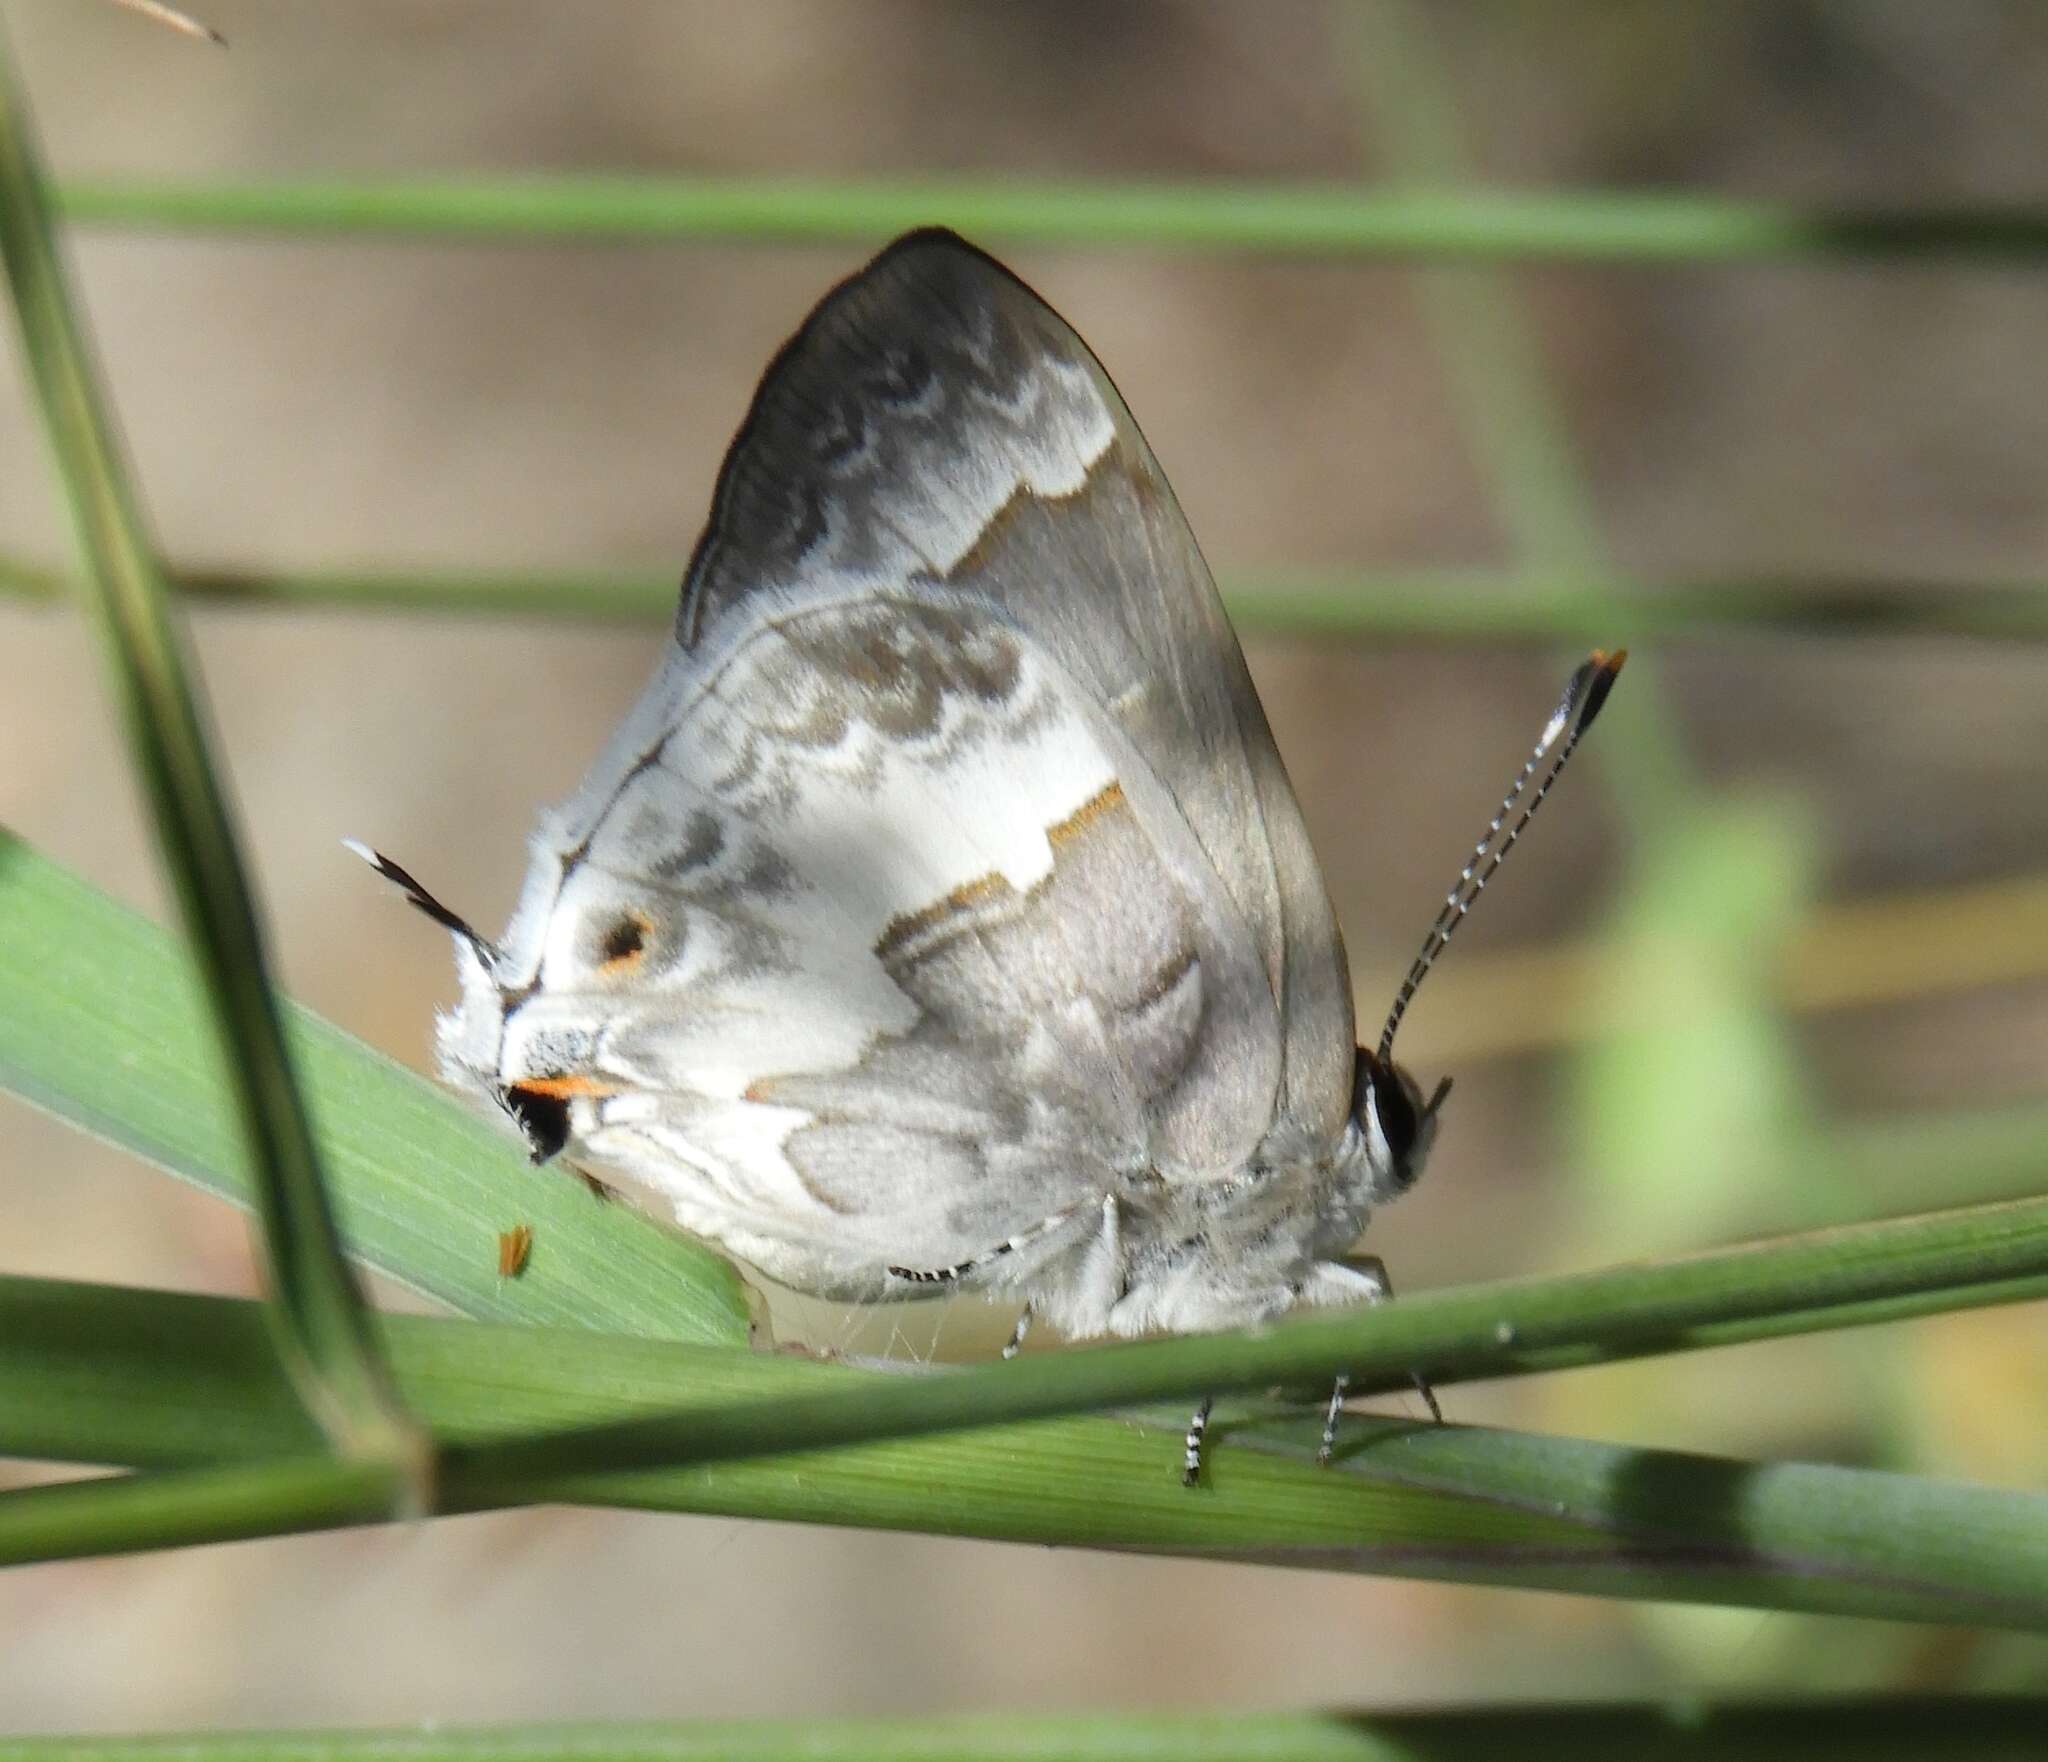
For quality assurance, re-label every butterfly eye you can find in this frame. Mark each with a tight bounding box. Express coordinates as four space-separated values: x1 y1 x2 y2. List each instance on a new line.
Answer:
1376 1079 1419 1170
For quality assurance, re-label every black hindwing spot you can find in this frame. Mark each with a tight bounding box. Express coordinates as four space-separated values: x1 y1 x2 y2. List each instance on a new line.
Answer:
504 1084 572 1164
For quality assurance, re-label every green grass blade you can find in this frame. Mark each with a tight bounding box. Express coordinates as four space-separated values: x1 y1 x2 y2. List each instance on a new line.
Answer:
0 1458 405 1570
8 555 2048 642
0 31 421 1473
7 1278 2048 1626
14 1268 2048 1481
51 176 2048 261
0 832 752 1345
413 1189 2048 1492
2 1702 2047 1762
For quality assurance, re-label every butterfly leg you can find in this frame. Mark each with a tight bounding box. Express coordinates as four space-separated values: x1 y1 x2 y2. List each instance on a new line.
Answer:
1316 1374 1352 1465
1002 1304 1034 1359
886 1201 1090 1290
1315 1254 1443 1468
1182 1396 1214 1488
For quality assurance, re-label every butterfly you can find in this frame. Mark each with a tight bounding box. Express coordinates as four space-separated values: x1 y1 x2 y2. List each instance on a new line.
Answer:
356 229 1620 1483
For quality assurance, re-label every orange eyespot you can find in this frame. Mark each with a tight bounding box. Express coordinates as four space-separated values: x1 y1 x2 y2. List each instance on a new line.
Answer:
597 909 652 974
497 1223 534 1278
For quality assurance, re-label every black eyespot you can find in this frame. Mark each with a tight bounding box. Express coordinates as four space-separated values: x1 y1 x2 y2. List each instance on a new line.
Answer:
503 1083 571 1164
599 914 647 967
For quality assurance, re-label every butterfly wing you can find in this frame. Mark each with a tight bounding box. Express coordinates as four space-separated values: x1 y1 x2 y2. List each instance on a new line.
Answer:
445 231 1356 1299
683 232 1358 1145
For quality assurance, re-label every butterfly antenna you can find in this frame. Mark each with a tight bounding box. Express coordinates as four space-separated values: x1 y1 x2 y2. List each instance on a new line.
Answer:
343 838 500 972
1377 649 1626 1065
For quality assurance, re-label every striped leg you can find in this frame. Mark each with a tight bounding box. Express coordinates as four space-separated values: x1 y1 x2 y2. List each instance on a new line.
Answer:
1316 1256 1444 1469
887 1203 1087 1289
1181 1396 1214 1487
1316 1373 1352 1466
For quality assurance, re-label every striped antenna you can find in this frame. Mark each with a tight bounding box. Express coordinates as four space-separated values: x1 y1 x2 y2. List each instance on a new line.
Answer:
1377 649 1626 1065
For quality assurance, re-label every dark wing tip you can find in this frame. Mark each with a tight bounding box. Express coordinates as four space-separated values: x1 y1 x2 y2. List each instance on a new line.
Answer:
676 227 1060 648
859 227 1048 297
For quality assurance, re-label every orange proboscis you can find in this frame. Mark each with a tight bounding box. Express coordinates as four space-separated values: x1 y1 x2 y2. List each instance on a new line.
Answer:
509 1073 621 1099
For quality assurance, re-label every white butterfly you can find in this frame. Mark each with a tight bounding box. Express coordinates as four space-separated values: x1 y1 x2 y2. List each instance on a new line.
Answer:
358 230 1620 1481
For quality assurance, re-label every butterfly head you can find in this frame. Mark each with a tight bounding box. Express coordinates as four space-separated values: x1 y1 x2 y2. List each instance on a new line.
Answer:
347 837 600 1165
449 944 619 1168
1352 1047 1448 1200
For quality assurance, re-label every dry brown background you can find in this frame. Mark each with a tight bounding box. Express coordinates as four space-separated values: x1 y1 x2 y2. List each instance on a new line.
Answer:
4 0 2048 1732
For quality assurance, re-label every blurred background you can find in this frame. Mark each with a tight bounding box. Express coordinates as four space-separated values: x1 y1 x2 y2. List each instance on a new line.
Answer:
4 0 2048 1731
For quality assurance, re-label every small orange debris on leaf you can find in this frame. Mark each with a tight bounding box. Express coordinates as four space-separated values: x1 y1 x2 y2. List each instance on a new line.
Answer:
497 1223 534 1278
